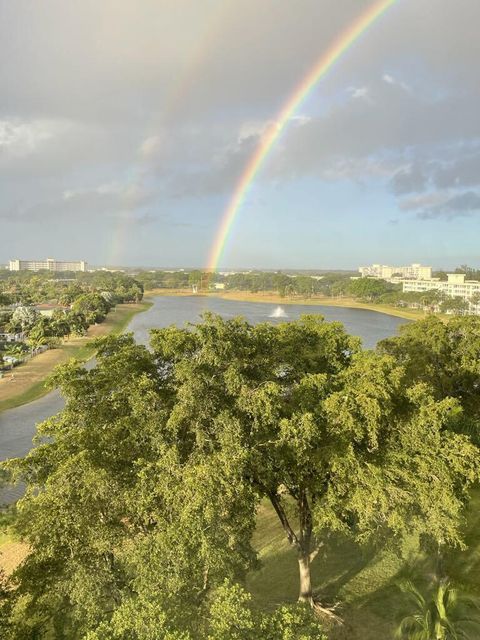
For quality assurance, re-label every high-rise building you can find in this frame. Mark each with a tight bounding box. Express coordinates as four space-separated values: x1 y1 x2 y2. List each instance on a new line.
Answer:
359 263 432 280
9 258 87 272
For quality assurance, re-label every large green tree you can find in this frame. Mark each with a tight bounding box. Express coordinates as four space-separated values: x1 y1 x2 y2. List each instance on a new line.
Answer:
347 278 396 301
440 297 469 316
378 315 480 439
148 315 478 612
4 315 479 636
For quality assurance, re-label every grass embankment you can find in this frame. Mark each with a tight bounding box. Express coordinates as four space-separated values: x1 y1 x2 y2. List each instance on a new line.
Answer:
145 288 425 321
0 509 28 577
248 493 480 640
0 300 152 413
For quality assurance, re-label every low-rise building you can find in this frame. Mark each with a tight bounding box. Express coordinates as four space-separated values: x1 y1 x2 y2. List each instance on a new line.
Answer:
9 258 87 272
403 273 480 311
0 332 25 343
359 263 432 280
34 303 70 317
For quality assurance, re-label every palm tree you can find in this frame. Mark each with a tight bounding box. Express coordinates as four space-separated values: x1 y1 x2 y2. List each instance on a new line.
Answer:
396 579 480 640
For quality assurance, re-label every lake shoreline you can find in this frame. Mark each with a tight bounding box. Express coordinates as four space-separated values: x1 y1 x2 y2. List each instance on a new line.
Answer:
0 300 153 414
144 288 425 321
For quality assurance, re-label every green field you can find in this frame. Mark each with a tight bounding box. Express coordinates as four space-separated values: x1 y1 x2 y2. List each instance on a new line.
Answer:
248 492 480 639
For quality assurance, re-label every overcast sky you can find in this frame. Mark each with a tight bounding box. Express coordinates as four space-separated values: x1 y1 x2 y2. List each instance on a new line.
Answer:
1 0 479 269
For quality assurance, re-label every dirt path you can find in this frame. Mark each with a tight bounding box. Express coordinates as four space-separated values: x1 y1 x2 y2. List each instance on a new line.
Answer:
0 541 29 576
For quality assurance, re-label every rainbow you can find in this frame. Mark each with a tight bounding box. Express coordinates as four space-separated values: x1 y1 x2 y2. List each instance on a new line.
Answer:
207 0 398 271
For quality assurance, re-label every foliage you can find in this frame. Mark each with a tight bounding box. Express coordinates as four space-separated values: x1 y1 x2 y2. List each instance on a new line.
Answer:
207 582 327 640
9 306 39 332
440 297 469 315
134 269 355 298
0 272 144 352
396 579 480 639
1 314 478 637
72 293 111 323
84 581 327 640
346 278 399 301
378 315 480 440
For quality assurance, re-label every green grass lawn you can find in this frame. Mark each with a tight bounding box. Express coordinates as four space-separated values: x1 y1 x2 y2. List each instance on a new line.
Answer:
248 491 480 639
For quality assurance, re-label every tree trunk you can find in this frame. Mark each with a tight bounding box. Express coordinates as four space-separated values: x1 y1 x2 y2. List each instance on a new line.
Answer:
298 552 313 603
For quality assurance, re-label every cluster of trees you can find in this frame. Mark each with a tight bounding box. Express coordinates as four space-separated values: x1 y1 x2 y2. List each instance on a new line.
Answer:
432 265 480 282
1 314 479 637
135 270 193 291
135 269 355 298
0 273 144 359
0 272 143 307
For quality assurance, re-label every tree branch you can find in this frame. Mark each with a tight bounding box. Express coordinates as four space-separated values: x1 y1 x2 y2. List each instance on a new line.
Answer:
309 543 324 563
268 490 300 549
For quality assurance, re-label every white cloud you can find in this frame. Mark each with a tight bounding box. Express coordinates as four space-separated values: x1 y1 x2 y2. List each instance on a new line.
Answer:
382 73 411 93
348 86 369 100
0 119 57 155
237 120 269 142
139 135 163 159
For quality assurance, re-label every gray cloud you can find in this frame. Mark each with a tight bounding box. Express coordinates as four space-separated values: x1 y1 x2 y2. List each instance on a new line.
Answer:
390 164 428 195
163 133 261 198
2 0 480 263
419 192 480 220
434 152 480 189
401 191 480 220
3 183 155 223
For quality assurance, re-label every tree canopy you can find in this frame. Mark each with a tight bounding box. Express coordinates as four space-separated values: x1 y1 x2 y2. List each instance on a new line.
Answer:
3 314 479 638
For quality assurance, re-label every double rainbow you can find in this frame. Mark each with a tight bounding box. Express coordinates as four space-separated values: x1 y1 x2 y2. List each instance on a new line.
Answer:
207 0 398 271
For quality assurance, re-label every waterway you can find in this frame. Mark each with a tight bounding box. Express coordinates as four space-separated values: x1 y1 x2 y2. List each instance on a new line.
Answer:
0 296 408 503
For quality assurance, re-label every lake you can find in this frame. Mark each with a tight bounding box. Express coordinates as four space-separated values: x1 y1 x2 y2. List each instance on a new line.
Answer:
128 296 407 350
0 296 408 503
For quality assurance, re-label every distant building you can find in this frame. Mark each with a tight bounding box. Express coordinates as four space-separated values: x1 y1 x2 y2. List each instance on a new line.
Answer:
9 258 87 272
403 273 480 300
34 303 70 317
359 263 432 281
0 332 25 343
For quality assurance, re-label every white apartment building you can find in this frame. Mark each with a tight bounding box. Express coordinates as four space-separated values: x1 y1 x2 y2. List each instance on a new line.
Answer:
9 258 87 272
403 273 480 300
359 263 432 280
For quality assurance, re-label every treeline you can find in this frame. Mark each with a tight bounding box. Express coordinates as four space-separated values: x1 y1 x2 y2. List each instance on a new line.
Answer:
135 269 356 297
136 268 480 315
433 264 480 281
1 314 480 638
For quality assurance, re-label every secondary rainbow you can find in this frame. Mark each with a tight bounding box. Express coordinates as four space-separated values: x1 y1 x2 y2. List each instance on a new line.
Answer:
207 0 398 271
106 1 232 267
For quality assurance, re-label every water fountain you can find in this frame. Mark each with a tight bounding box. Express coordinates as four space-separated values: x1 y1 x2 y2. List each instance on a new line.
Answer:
269 306 288 318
